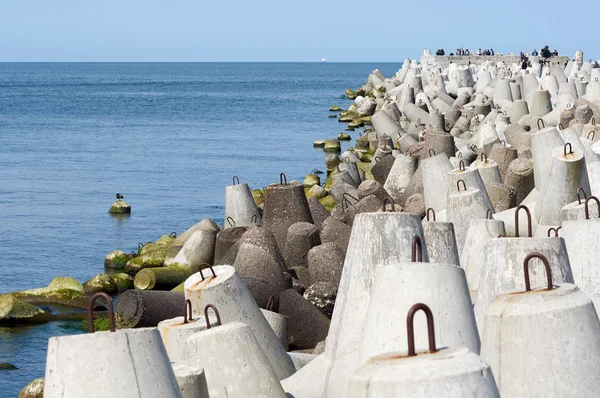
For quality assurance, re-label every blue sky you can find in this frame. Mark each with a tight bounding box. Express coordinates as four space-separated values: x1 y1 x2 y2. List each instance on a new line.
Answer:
1 0 598 62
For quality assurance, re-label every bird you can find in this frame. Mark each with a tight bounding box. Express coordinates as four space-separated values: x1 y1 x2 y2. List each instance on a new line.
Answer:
116 193 124 200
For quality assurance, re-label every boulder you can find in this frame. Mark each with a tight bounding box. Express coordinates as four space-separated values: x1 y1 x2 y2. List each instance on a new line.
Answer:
82 274 118 295
46 277 84 293
108 200 131 214
0 295 45 322
279 289 331 350
111 273 134 293
19 378 44 398
304 282 337 319
12 278 88 309
104 250 132 269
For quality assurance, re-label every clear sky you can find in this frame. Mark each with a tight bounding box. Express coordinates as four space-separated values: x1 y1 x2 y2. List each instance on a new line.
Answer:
1 0 598 62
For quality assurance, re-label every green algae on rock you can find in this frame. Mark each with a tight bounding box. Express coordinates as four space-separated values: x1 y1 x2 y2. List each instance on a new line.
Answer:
318 195 336 213
0 362 18 370
19 378 44 398
337 133 351 141
107 199 131 214
104 250 132 269
345 88 357 100
46 277 84 293
303 173 321 188
12 278 89 309
133 265 194 290
323 140 341 153
338 110 359 122
112 272 134 293
313 140 326 148
252 189 265 207
83 274 118 295
329 105 343 112
0 295 45 322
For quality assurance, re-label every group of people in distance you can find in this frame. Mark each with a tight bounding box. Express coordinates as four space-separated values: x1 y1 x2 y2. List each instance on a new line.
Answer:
436 48 496 56
520 46 559 69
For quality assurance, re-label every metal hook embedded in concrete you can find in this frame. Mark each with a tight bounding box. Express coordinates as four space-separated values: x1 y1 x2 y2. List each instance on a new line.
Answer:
381 196 396 212
537 119 545 130
486 209 493 219
169 231 177 238
470 144 477 151
88 292 116 333
523 252 553 291
251 214 258 223
204 304 222 329
199 265 216 281
429 149 436 157
266 296 275 312
481 153 488 163
280 173 287 185
500 140 506 146
457 152 463 158
411 236 423 262
342 192 359 211
515 205 533 238
374 156 382 163
588 131 596 140
559 123 564 130
564 143 573 156
459 160 465 171
456 179 467 192
233 176 240 185
593 117 596 126
426 208 436 221
184 299 193 324
406 303 436 357
547 227 562 237
577 188 588 205
585 196 600 220
226 217 236 227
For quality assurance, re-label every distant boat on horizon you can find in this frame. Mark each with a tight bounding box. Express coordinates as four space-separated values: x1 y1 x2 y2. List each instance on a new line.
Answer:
322 57 326 63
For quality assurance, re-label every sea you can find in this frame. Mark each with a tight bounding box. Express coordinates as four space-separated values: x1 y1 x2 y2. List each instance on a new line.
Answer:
0 62 403 396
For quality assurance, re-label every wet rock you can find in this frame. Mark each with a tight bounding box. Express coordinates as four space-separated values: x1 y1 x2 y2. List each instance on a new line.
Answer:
126 241 170 273
0 363 18 370
104 250 132 269
303 173 321 188
234 243 287 308
83 274 118 295
0 295 45 322
304 282 337 319
318 194 336 213
404 193 426 218
46 277 84 293
279 289 331 350
284 222 321 268
330 104 342 112
308 242 345 288
12 278 88 309
111 273 134 293
19 378 44 398
319 216 352 253
108 200 131 214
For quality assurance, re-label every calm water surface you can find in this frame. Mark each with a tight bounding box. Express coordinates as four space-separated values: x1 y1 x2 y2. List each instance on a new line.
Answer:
0 62 402 396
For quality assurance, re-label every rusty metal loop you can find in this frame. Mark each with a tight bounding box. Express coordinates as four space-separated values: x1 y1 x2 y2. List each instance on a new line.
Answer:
537 119 545 130
593 117 596 125
577 187 588 205
500 140 506 146
457 152 463 158
411 236 423 262
585 196 600 219
280 173 287 185
232 176 240 185
251 214 258 223
456 179 467 192
470 144 477 151
226 217 236 227
588 131 596 140
381 196 396 212
523 252 553 291
407 303 436 357
515 205 533 237
459 160 465 171
169 231 177 238
374 156 382 163
130 251 136 256
199 265 217 281
88 292 116 333
342 192 359 211
481 153 488 163
266 296 275 312
426 208 436 221
138 242 145 250
564 143 573 156
428 149 436 157
559 123 564 130
184 299 193 324
486 209 493 219
204 304 222 329
547 227 562 237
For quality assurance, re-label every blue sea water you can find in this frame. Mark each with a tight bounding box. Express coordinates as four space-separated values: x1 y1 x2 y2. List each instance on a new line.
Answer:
0 62 402 396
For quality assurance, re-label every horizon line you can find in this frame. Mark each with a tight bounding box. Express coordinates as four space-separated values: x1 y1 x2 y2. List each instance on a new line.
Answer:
0 60 407 64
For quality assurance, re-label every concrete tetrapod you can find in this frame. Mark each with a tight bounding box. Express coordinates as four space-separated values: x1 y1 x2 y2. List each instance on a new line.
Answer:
448 161 495 212
447 179 494 256
481 253 600 397
530 125 564 192
460 217 506 302
382 154 417 204
470 154 503 193
184 265 295 380
473 206 574 333
421 153 453 213
537 144 590 226
348 304 499 398
224 176 262 229
116 290 185 328
45 293 182 398
422 209 460 265
183 318 287 398
561 197 600 315
260 297 289 351
171 362 210 398
157 299 219 361
361 236 479 361
172 229 217 270
262 174 314 253
560 188 598 221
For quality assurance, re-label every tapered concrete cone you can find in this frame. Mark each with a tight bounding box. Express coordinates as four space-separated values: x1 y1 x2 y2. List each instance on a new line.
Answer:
157 312 219 361
422 220 460 265
422 153 453 213
44 328 181 398
172 229 217 270
184 265 295 380
530 90 553 117
224 180 262 228
481 278 600 397
371 110 402 138
530 126 564 191
183 322 287 397
383 154 417 203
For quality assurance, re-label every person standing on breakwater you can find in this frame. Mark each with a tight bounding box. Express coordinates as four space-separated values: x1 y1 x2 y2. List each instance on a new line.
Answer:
532 49 539 56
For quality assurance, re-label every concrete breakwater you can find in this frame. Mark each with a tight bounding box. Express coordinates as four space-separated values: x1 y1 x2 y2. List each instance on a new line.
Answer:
12 52 600 397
